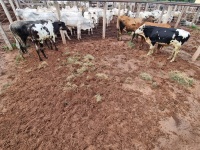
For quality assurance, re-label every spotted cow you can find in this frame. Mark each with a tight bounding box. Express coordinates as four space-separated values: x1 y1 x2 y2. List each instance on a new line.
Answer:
10 20 67 61
135 24 190 62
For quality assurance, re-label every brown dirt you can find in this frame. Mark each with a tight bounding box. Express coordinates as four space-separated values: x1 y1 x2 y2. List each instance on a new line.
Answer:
0 17 200 150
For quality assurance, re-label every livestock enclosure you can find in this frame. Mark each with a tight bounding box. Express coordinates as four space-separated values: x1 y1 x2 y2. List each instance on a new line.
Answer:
1 0 200 150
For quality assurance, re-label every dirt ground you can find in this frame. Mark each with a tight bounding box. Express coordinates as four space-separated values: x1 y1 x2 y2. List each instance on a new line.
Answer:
1 18 200 150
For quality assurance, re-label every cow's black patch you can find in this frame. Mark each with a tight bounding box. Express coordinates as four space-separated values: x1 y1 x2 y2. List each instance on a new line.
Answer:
42 26 50 35
52 21 67 34
119 21 126 33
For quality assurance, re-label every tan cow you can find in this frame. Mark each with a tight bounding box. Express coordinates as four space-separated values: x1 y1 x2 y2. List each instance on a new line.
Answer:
117 16 143 40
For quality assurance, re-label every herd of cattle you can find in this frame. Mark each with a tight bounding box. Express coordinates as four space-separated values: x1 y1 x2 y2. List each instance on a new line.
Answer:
9 4 192 62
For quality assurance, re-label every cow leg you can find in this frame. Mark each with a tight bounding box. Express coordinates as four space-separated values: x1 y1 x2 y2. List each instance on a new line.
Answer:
147 44 155 56
63 30 71 40
117 31 120 40
156 44 163 53
117 22 124 41
39 43 48 59
49 39 58 51
170 46 180 62
168 42 181 62
131 32 135 42
22 37 28 54
117 31 122 41
167 49 175 60
73 29 76 35
77 27 81 40
91 28 93 35
34 42 43 61
139 35 145 49
68 27 73 35
88 29 90 35
19 49 24 59
45 39 53 50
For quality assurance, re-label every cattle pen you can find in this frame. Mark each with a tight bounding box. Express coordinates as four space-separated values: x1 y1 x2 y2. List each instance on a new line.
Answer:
1 1 200 150
0 0 200 60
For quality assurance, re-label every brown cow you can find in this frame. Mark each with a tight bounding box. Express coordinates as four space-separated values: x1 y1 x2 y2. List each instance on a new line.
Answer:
117 16 143 41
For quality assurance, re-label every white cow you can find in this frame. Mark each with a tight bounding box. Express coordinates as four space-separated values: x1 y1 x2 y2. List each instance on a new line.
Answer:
15 8 58 22
61 14 95 40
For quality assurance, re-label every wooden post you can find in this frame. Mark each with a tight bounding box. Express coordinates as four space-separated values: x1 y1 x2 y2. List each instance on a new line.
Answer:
54 1 66 44
124 3 127 10
157 4 161 10
60 30 66 44
116 2 121 29
113 2 116 8
173 5 177 11
178 6 181 11
0 0 13 23
43 0 47 8
54 2 61 20
145 3 149 12
153 4 157 10
14 0 20 8
132 3 135 12
136 3 141 18
192 7 200 24
8 0 20 21
0 23 13 50
102 2 107 39
164 5 172 23
175 6 186 28
97 2 99 8
192 46 200 61
183 6 190 20
73 1 78 6
158 7 165 23
118 2 121 12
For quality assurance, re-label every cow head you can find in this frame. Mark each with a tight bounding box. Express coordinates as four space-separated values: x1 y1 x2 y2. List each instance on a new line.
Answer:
130 21 143 31
91 17 97 27
20 45 28 54
15 8 24 20
144 15 156 22
57 21 68 31
135 24 146 35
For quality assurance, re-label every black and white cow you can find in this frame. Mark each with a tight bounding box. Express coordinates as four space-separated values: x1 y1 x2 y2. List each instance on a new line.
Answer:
10 20 67 61
135 24 190 62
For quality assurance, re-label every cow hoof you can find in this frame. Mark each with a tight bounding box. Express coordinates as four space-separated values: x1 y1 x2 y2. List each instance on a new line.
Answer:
167 57 172 60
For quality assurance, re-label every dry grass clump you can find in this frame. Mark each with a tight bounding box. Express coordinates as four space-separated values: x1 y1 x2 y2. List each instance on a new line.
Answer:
169 71 194 87
140 72 153 81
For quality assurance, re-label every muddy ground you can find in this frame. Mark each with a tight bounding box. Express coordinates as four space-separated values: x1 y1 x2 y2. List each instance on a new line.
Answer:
0 18 200 150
